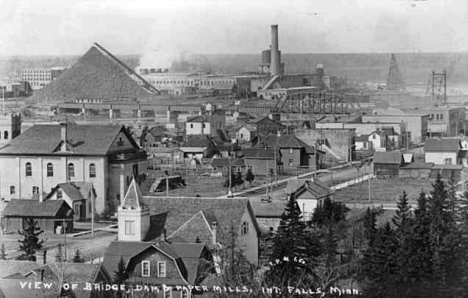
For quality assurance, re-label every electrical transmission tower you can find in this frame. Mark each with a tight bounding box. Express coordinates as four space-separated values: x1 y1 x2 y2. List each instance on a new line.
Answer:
385 54 407 93
425 70 447 104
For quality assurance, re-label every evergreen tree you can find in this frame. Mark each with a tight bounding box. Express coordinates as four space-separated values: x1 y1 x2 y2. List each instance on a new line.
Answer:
245 168 255 185
235 171 244 187
362 207 377 246
265 196 322 291
17 218 45 261
114 256 127 298
360 223 398 297
311 197 349 227
72 248 84 263
0 243 6 260
56 243 63 262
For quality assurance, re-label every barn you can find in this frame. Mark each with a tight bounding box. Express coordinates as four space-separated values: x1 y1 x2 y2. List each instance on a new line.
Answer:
373 152 404 178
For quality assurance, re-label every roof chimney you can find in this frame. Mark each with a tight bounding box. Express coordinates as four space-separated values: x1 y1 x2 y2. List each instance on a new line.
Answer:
212 222 217 246
60 122 68 152
163 229 167 242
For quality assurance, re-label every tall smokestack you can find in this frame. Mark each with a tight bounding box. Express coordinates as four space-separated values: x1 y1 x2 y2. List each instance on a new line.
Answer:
271 24 280 76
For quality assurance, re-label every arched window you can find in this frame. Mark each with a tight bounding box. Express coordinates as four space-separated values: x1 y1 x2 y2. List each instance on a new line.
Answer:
4 131 8 139
68 163 75 178
241 221 249 235
25 162 32 177
46 163 53 177
89 163 96 178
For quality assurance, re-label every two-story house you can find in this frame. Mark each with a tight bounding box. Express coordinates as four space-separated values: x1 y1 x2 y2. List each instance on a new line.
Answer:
0 123 147 214
185 113 226 138
254 133 321 171
424 138 461 165
249 116 285 137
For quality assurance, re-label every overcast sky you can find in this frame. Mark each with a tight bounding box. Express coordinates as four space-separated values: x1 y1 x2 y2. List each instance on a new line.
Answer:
1 0 467 62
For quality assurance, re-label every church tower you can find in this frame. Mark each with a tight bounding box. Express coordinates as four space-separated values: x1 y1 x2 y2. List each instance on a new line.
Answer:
117 178 150 242
0 113 21 147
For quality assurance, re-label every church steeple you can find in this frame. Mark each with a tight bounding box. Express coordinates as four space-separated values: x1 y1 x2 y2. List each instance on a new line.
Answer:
117 178 150 242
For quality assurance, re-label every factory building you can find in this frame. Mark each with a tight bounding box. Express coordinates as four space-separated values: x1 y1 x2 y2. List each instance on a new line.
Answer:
21 67 68 90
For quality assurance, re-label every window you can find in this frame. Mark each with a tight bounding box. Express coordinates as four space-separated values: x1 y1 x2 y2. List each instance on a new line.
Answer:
444 158 452 165
181 290 189 298
47 163 53 177
125 220 135 235
68 163 75 178
190 124 193 129
57 189 62 199
202 123 206 129
158 261 166 277
440 114 444 120
4 131 8 139
142 261 150 277
10 186 15 195
241 221 249 235
117 137 124 147
25 162 32 177
372 134 376 139
89 164 96 178
32 186 39 195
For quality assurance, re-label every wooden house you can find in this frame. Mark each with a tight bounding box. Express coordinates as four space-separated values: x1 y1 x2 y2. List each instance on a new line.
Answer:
373 152 404 178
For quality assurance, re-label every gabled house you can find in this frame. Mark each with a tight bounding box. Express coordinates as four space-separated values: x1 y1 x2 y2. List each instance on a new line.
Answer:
355 134 372 151
180 135 216 160
185 113 226 138
254 133 321 171
249 116 285 137
1 199 74 234
424 138 461 165
285 178 334 221
44 182 96 220
236 124 257 142
373 152 404 178
368 128 399 152
243 147 282 175
103 179 216 297
210 157 246 173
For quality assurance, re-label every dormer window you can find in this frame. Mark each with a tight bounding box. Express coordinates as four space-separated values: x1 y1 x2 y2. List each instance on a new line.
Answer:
57 190 62 199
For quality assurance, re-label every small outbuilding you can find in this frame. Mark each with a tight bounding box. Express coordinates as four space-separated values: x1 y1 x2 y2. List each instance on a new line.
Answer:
1 200 73 234
373 152 404 178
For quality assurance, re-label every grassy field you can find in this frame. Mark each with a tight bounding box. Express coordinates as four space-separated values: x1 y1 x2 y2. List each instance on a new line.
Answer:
334 178 434 203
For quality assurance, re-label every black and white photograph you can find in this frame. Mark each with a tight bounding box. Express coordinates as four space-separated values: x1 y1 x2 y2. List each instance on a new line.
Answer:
0 0 468 297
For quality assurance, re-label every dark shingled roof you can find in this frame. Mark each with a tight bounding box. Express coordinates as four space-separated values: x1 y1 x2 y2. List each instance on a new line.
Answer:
45 182 94 202
2 199 72 218
250 200 286 218
182 135 215 148
141 196 260 246
28 43 158 104
243 147 279 159
0 124 137 155
373 152 403 165
286 179 333 199
255 134 315 153
424 138 460 152
457 150 468 158
167 211 214 245
401 162 434 169
0 260 41 279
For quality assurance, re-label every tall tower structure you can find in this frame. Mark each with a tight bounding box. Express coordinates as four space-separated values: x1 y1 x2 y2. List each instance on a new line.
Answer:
0 113 21 147
385 54 407 93
271 25 280 76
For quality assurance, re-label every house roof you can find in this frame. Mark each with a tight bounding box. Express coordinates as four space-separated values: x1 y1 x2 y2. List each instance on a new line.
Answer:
250 116 284 127
45 182 94 202
424 138 460 152
237 124 256 132
186 115 207 123
167 211 214 246
249 200 286 218
211 157 245 167
182 135 215 148
28 43 159 104
286 179 332 199
0 260 41 279
243 147 278 159
0 124 138 156
373 152 403 165
2 200 72 218
400 162 434 169
255 134 316 152
355 135 369 142
141 196 260 246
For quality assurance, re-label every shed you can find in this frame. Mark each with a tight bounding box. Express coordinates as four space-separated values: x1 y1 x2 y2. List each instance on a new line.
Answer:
373 152 403 178
398 162 434 179
430 164 463 180
1 200 73 234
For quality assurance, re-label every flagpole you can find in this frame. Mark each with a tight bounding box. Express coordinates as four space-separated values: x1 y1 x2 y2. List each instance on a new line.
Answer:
2 85 5 114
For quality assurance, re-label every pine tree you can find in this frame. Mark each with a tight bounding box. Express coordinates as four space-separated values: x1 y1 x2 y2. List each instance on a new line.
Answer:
311 197 349 227
0 243 6 260
245 168 255 185
363 207 377 246
17 218 45 261
265 196 322 291
114 256 127 298
73 248 83 263
235 171 244 187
